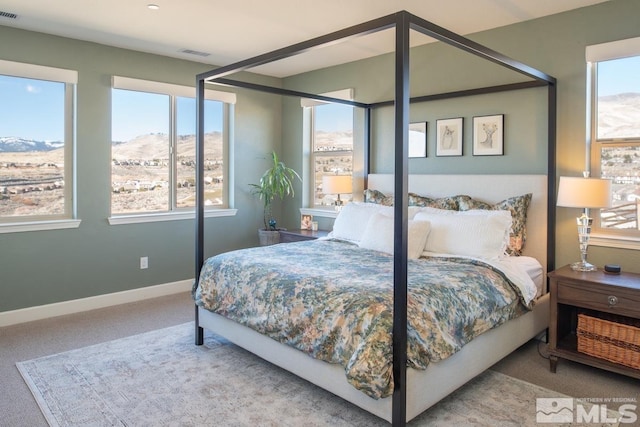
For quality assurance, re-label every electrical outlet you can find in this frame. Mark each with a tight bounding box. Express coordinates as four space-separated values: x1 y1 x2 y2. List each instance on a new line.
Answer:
140 256 148 269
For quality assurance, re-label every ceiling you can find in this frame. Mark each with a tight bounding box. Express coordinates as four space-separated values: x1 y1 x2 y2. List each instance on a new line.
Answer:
0 0 609 78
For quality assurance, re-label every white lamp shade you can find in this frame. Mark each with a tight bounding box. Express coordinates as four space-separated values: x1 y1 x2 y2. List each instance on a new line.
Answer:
557 176 612 208
322 175 352 194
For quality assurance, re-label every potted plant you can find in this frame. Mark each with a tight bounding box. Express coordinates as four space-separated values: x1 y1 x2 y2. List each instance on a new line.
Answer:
250 151 301 246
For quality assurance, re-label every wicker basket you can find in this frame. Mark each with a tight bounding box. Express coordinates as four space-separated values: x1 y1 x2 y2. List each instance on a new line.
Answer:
577 313 640 370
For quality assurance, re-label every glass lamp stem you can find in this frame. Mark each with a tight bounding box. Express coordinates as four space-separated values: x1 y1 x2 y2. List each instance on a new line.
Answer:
334 194 343 212
571 210 597 272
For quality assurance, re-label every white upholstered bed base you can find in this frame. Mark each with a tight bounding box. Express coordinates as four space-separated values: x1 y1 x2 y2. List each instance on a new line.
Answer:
197 294 548 422
196 174 550 423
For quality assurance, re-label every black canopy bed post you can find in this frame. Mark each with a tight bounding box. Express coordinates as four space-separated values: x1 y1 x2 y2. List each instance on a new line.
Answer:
391 11 411 427
195 78 205 346
363 106 372 189
547 83 558 273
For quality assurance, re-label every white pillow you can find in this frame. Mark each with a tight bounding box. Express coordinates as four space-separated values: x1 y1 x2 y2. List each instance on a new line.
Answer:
415 206 455 215
331 203 422 243
331 203 393 243
414 209 511 259
358 213 431 259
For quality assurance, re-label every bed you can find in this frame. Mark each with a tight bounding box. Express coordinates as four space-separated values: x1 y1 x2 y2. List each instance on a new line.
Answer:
193 11 557 426
193 173 550 422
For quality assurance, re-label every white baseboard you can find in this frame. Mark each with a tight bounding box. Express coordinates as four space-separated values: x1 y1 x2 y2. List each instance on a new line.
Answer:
0 279 193 327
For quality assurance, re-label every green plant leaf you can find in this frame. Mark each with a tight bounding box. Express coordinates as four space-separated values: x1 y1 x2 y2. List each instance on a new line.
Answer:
249 151 301 230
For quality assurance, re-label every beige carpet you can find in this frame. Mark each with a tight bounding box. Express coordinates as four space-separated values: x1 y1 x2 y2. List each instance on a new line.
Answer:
16 322 623 426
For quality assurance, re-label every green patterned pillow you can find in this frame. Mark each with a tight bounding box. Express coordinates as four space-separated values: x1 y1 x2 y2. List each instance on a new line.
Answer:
458 193 533 256
363 189 394 206
364 189 459 210
408 193 459 210
453 194 476 211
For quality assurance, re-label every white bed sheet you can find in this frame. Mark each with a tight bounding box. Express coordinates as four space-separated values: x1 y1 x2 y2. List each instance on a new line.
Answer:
419 251 543 305
509 255 545 297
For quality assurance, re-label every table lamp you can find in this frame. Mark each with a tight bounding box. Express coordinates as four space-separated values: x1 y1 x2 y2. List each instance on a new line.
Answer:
557 172 612 272
322 175 352 210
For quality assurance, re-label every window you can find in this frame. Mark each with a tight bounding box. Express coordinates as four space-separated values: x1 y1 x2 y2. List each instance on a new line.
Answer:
0 60 77 230
308 94 354 208
110 77 234 218
587 38 640 242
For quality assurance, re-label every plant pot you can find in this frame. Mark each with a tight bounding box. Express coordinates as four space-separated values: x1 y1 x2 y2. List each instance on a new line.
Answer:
258 229 280 246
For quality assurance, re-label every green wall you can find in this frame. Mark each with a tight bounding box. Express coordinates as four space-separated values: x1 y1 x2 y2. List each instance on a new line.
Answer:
280 0 640 272
2 0 640 313
0 26 283 312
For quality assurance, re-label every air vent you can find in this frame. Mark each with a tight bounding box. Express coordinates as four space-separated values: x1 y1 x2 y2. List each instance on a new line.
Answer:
179 49 210 57
0 11 18 19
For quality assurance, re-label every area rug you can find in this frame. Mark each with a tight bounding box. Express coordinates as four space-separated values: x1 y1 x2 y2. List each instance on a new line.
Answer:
17 322 618 426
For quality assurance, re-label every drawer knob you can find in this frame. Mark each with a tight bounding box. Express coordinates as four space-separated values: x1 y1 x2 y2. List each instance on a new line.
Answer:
607 295 618 306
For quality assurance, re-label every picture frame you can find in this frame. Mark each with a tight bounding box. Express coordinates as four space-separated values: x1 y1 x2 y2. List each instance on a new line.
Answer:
435 118 463 156
300 213 313 230
473 114 504 156
408 122 427 158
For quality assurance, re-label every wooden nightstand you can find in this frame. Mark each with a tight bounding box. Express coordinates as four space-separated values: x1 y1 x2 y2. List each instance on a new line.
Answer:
278 229 330 243
548 265 640 379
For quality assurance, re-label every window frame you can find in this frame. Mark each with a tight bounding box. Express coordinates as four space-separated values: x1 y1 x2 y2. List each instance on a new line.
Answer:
586 38 640 249
0 60 79 234
301 89 355 215
108 77 237 224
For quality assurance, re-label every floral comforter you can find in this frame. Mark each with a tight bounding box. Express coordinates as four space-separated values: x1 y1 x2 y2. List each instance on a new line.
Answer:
193 239 532 399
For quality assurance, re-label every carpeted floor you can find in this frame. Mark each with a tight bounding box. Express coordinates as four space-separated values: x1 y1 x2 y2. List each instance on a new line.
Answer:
1 292 638 426
14 322 620 426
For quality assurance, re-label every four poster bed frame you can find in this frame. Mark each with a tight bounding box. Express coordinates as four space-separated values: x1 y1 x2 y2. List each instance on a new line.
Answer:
194 11 557 426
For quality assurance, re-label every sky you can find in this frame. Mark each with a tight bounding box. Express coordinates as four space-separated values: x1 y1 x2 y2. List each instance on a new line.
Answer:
2 55 639 142
597 55 640 96
314 102 354 133
0 75 64 142
111 90 222 142
0 77 222 142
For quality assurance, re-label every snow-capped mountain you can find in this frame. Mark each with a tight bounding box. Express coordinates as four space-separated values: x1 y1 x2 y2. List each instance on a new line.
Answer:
0 137 63 152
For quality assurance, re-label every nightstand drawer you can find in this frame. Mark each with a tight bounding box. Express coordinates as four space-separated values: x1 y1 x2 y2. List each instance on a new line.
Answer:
557 282 640 318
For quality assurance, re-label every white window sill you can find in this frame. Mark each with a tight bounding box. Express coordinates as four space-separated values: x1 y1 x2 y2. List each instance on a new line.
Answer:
589 233 640 251
300 207 339 219
108 209 238 225
0 219 82 234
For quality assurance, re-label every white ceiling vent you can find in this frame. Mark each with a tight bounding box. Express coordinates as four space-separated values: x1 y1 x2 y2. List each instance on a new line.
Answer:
0 11 18 20
179 49 210 57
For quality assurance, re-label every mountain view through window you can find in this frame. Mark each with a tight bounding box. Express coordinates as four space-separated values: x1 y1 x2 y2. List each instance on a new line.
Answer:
595 55 640 231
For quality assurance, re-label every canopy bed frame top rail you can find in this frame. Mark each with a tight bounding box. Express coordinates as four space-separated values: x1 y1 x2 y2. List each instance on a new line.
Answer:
195 10 557 426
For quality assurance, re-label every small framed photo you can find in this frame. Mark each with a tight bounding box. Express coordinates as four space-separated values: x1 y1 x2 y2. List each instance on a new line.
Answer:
301 214 313 230
436 118 463 156
409 122 427 158
473 114 504 156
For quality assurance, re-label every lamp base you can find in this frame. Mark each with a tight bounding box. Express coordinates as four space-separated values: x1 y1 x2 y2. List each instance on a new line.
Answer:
570 260 598 272
334 196 344 212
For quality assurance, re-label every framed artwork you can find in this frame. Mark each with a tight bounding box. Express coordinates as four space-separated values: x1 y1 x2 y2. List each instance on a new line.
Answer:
409 122 427 158
301 214 313 230
436 118 463 156
473 114 504 156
